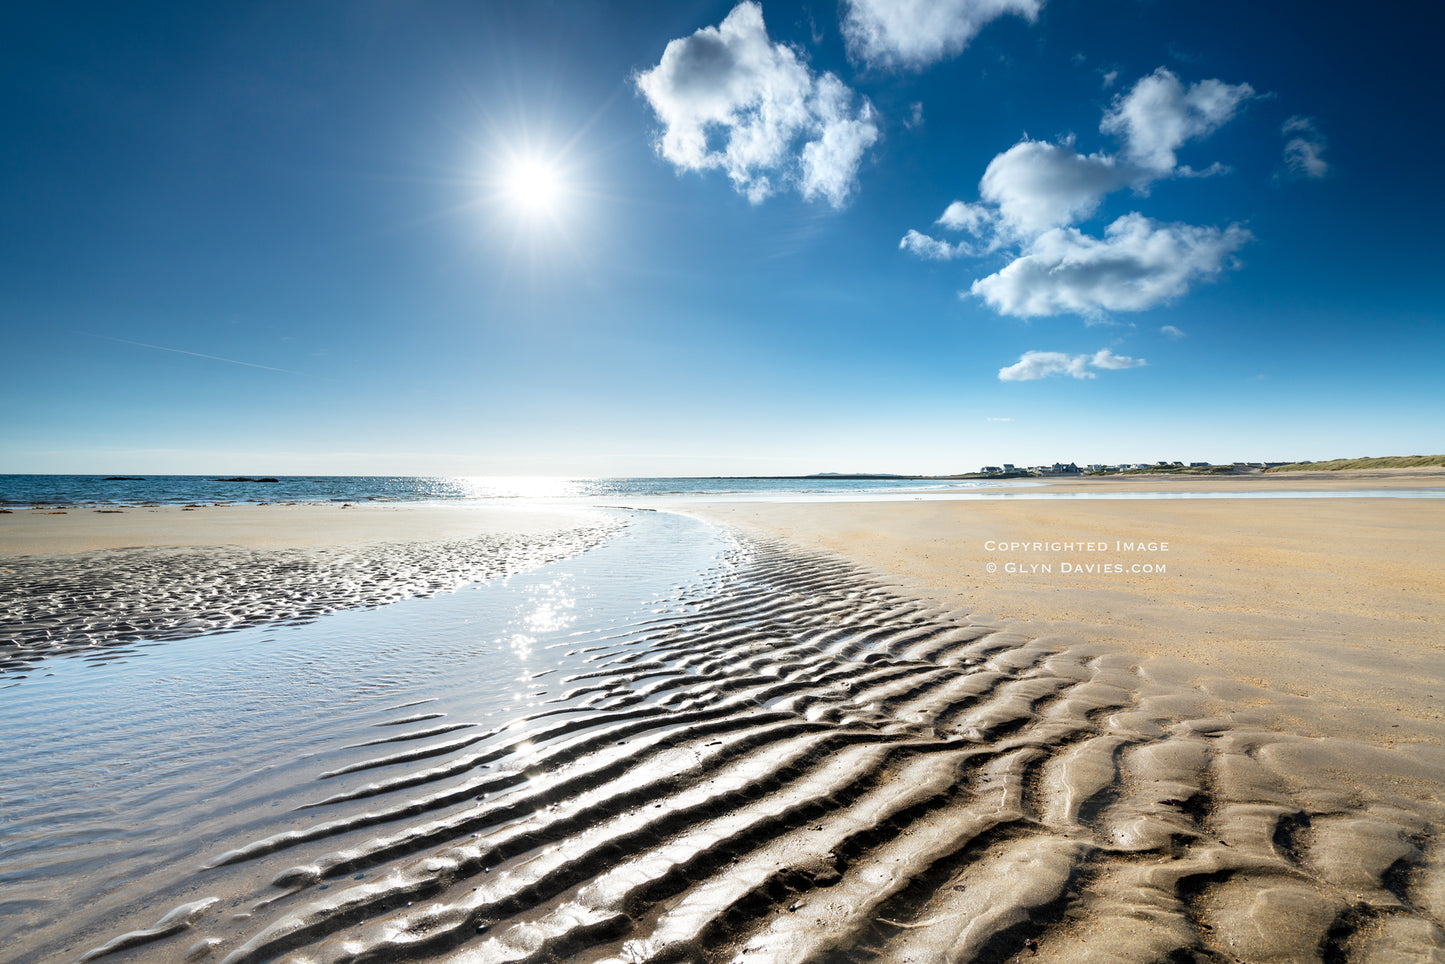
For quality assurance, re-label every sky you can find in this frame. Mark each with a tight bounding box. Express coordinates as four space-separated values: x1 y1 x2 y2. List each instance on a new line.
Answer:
3 0 1442 477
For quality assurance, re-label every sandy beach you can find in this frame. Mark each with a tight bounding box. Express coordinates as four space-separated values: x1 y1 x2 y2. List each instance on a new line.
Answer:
0 502 617 659
3 474 1444 963
0 501 604 555
690 471 1445 742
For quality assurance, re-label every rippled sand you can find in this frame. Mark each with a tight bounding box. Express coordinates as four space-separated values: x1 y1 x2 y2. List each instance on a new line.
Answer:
0 515 619 664
5 514 1442 963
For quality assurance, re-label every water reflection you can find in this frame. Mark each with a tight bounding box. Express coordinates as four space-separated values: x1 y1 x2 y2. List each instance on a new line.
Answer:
0 510 742 959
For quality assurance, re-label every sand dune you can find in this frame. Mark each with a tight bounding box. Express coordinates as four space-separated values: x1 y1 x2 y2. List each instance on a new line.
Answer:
22 534 1441 964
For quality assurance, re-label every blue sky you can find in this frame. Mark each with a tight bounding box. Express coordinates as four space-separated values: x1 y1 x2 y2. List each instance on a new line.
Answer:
3 0 1441 476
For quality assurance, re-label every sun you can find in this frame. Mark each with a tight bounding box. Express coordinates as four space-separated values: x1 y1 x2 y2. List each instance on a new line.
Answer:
503 157 563 216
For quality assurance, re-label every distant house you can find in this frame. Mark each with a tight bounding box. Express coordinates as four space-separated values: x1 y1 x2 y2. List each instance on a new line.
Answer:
981 466 1003 475
1003 464 1016 472
1190 462 1210 467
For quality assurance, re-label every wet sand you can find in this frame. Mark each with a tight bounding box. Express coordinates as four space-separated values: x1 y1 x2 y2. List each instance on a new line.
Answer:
3 481 1445 962
0 503 618 660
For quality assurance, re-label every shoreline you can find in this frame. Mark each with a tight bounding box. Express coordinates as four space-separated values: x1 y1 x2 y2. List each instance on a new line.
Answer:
6 472 1440 718
4 481 1445 961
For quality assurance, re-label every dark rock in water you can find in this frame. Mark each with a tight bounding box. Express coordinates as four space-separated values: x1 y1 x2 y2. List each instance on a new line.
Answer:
103 476 145 481
213 477 278 483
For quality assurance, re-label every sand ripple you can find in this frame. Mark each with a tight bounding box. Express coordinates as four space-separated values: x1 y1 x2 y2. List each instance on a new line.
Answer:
0 522 618 663
17 536 1445 963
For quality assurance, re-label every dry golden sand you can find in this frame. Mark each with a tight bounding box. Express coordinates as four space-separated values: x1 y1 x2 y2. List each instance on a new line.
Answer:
689 471 1445 742
0 501 597 555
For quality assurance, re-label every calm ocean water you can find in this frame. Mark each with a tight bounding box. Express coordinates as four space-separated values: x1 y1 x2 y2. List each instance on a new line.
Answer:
0 474 1008 506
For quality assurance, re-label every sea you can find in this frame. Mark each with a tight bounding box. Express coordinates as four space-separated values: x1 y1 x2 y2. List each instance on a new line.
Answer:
0 473 1019 506
3 473 1443 507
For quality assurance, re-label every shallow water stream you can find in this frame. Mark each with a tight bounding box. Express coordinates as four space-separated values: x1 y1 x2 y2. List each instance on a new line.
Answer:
0 510 738 962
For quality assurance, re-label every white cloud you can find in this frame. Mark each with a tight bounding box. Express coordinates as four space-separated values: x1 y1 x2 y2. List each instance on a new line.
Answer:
1089 348 1147 370
799 74 881 206
900 229 972 260
899 67 1258 319
936 200 995 234
998 348 1146 381
1100 68 1255 173
999 351 1092 381
905 101 925 129
979 139 1124 237
1281 116 1329 180
840 0 1043 71
971 213 1251 318
1160 324 1186 339
636 2 879 207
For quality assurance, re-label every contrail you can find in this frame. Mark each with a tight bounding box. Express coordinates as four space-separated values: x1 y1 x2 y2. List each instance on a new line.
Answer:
85 333 311 377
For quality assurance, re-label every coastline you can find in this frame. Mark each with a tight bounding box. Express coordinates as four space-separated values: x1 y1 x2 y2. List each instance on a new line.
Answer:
6 472 1441 730
4 472 1445 961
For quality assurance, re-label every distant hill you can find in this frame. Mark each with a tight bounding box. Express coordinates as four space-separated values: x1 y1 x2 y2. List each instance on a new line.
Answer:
1264 455 1445 472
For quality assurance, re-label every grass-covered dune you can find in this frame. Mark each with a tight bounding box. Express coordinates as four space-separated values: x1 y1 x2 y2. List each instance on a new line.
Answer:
1265 455 1445 472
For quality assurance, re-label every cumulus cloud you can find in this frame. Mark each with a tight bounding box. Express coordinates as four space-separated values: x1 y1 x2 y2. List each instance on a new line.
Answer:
798 74 881 206
998 348 1146 381
979 139 1125 237
936 200 995 234
970 214 1252 318
898 68 1260 318
636 2 879 207
1280 116 1329 180
841 0 1043 71
899 229 972 260
1160 324 1186 339
902 68 1252 255
1100 68 1255 173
